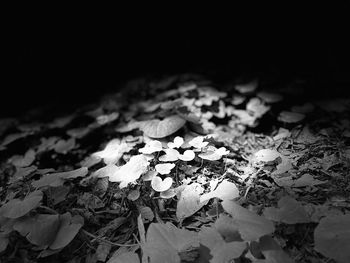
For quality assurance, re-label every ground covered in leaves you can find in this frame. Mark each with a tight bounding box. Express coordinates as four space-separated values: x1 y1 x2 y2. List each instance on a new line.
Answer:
0 75 350 263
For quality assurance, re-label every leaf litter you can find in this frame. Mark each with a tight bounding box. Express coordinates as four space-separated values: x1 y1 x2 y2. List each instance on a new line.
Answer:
0 74 349 262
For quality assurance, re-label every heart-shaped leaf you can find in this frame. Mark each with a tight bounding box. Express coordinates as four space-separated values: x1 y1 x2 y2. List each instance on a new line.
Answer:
151 176 173 192
222 200 275 241
198 147 229 161
159 149 179 162
13 214 60 247
11 149 36 167
263 196 311 224
49 212 84 250
188 136 208 149
314 214 350 263
140 115 186 138
178 150 195 162
167 136 184 149
0 191 43 219
108 155 149 188
155 163 175 175
139 140 163 154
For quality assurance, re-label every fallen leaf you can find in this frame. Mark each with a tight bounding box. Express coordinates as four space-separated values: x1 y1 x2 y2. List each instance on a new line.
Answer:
200 179 239 203
211 241 247 263
292 173 327 188
140 206 154 223
93 139 132 164
314 214 350 263
49 212 84 250
256 235 294 263
95 243 111 262
263 196 311 224
0 191 43 219
139 140 163 154
278 111 305 123
52 138 76 154
235 80 258 94
215 214 242 242
107 252 140 263
246 98 270 118
13 214 60 247
127 189 140 201
256 91 283 103
11 149 36 167
176 183 205 221
10 165 37 183
222 200 275 241
253 149 281 163
0 233 9 253
151 176 173 192
108 155 149 188
155 163 175 175
140 115 186 138
145 222 199 263
53 167 88 179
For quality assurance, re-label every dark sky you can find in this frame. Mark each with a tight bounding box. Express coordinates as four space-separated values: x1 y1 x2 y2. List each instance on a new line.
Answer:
3 17 350 117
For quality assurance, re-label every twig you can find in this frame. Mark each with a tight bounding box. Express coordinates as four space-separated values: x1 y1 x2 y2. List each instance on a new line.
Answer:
81 229 138 247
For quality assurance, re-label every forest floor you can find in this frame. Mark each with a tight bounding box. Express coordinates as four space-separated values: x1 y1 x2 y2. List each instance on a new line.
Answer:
0 74 350 263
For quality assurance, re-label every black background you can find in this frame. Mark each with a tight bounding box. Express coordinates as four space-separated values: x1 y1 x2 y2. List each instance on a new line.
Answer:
3 13 350 117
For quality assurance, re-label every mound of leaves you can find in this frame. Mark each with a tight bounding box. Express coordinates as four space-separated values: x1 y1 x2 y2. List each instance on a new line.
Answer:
0 74 350 262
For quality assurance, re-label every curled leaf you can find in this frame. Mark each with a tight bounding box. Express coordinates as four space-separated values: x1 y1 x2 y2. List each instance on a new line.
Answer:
178 150 195 162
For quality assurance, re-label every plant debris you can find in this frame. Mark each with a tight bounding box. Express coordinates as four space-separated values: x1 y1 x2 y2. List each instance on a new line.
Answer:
0 74 349 262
